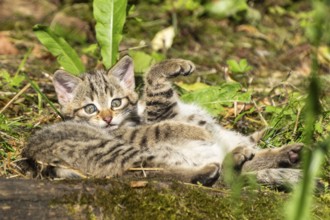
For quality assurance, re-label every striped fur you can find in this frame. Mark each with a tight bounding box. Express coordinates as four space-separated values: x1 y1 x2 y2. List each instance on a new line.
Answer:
23 121 220 185
22 57 303 187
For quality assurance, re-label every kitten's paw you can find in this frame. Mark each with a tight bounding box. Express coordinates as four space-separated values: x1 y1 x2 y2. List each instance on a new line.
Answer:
230 146 256 170
191 163 220 187
241 143 304 172
160 59 195 78
277 143 304 167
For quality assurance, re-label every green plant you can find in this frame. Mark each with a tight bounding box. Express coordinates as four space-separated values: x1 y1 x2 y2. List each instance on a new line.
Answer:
0 48 31 90
179 82 251 116
227 59 253 74
286 1 330 220
93 0 128 68
0 70 25 89
34 0 128 74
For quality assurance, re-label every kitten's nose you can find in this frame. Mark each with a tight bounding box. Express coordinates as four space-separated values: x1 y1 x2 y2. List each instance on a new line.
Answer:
103 116 112 124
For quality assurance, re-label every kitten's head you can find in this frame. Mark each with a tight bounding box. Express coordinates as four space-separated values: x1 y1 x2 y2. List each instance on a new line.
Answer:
53 56 139 129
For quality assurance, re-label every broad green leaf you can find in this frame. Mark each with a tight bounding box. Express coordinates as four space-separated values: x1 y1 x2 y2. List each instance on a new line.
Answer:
93 0 127 69
129 51 155 75
33 25 84 75
181 83 251 116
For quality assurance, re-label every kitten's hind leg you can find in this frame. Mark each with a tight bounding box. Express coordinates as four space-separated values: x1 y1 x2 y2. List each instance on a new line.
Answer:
239 144 304 191
241 143 304 172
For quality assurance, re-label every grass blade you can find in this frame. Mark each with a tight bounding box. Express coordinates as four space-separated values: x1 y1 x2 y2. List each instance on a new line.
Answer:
93 0 127 68
25 74 64 120
33 25 85 75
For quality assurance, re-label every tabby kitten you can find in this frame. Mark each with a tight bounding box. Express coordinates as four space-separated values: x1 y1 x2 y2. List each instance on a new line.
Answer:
53 56 139 129
22 57 302 187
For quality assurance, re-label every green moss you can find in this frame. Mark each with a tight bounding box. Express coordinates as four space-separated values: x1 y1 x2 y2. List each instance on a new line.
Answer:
51 179 290 219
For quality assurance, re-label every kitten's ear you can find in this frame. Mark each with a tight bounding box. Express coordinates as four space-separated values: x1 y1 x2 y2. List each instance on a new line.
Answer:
53 70 82 105
108 56 135 90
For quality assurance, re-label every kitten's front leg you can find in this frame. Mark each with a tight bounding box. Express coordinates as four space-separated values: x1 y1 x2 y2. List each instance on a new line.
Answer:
142 59 195 123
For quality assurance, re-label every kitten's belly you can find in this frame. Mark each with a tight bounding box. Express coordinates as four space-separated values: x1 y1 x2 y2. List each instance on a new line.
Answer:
149 140 222 169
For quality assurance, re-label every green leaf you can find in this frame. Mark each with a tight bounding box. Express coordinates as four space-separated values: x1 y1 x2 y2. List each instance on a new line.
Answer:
0 70 25 88
239 59 253 72
181 83 251 116
227 59 253 74
33 25 85 75
93 0 128 69
226 59 242 73
129 51 155 75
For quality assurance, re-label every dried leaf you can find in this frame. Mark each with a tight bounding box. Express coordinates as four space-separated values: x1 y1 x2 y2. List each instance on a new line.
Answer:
151 26 175 51
317 46 330 67
176 82 209 91
130 180 148 188
0 33 18 55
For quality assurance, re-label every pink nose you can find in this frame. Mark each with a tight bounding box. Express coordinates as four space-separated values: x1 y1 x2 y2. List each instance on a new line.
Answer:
103 116 112 124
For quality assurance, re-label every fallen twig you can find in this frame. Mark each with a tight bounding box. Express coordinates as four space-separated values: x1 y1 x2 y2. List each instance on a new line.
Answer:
0 83 31 114
128 167 164 171
252 100 268 127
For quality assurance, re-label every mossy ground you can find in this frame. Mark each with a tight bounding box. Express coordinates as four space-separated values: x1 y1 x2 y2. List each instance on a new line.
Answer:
53 178 330 220
0 0 330 219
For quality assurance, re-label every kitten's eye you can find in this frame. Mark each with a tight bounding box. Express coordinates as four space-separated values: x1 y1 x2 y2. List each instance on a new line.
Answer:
111 99 122 108
84 104 98 114
111 98 128 110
